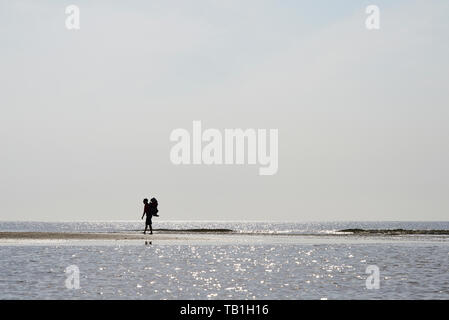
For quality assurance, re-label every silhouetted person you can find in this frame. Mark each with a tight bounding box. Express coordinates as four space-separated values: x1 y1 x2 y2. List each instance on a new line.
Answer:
141 198 153 234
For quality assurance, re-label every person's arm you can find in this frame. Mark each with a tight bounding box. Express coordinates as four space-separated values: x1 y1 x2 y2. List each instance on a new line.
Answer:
141 209 145 220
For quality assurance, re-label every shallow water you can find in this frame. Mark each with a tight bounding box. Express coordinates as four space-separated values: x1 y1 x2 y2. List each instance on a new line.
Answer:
0 221 448 299
1 243 448 299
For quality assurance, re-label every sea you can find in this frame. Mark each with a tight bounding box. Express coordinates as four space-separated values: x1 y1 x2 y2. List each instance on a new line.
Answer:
0 221 448 300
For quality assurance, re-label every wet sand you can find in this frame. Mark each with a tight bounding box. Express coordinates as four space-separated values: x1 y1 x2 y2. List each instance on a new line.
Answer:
1 229 448 242
0 232 190 241
339 229 449 235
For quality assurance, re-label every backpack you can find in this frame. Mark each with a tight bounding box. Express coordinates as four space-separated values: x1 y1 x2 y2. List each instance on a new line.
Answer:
150 199 159 216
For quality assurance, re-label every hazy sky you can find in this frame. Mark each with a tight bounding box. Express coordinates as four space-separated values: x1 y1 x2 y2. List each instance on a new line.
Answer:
1 0 448 221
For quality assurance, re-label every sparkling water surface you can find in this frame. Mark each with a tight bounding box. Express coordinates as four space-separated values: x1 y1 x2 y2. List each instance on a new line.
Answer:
1 221 448 299
2 220 449 234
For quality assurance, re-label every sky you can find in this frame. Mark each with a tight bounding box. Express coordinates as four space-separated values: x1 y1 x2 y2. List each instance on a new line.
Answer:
0 0 448 221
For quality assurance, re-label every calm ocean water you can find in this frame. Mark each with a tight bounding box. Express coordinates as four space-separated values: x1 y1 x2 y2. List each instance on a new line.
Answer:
1 221 448 299
1 220 449 234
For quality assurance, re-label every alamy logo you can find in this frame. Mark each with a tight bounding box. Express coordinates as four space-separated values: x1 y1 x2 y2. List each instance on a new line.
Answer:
365 265 380 289
365 5 380 30
170 121 278 175
65 265 80 289
65 5 80 30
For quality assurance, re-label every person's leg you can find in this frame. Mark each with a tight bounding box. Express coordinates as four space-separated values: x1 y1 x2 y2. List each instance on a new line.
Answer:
144 223 148 234
150 221 153 234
